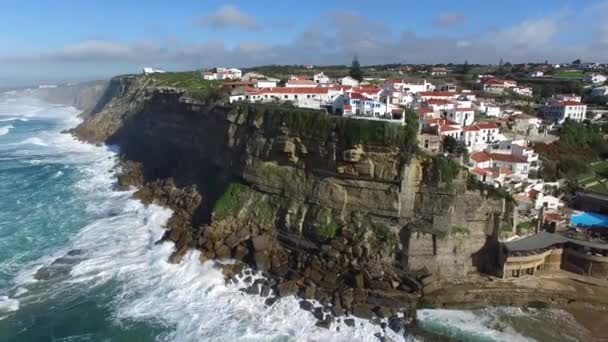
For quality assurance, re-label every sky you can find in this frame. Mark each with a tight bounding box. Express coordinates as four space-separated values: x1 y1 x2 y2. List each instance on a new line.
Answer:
2 0 608 85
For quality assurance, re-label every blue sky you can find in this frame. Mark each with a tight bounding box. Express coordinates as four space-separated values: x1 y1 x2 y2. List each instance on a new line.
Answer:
1 0 608 85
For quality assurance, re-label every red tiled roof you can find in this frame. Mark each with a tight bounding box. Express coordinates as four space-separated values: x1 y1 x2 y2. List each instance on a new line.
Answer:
471 151 491 163
417 107 434 114
554 101 586 106
528 189 540 200
419 91 455 97
471 167 492 176
349 92 372 100
427 98 452 105
475 122 499 129
440 125 461 133
256 87 329 94
490 153 527 163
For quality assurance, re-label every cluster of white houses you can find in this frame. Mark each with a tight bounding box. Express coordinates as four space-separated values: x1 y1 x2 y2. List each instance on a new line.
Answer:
539 94 588 123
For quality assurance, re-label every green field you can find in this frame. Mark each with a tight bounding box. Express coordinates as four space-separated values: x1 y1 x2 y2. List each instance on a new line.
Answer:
579 160 608 194
555 70 585 79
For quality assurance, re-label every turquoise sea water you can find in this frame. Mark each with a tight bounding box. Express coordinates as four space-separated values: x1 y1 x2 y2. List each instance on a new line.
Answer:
0 91 591 342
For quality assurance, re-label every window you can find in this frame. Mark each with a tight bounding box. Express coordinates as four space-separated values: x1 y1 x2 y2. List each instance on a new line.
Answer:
284 95 288 99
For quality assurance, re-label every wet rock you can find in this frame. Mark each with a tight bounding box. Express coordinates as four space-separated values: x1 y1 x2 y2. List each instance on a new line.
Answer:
254 251 271 271
299 300 314 311
352 304 374 320
388 316 406 333
344 318 355 327
246 285 259 295
260 285 271 297
277 280 299 297
303 285 316 299
315 320 332 329
233 244 249 261
373 306 392 319
313 307 325 320
355 273 365 289
215 244 231 259
224 233 240 248
265 297 278 306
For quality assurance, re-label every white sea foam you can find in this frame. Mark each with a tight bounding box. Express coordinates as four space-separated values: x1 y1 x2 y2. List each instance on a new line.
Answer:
418 309 535 342
0 296 19 314
0 124 14 136
0 117 28 122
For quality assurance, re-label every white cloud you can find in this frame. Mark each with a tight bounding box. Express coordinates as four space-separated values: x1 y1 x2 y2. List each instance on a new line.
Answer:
197 5 260 31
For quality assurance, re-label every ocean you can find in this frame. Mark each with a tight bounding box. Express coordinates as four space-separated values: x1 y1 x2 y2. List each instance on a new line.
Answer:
0 92 591 341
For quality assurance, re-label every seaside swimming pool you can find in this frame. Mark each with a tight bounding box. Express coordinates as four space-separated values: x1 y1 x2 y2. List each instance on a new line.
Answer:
571 211 608 227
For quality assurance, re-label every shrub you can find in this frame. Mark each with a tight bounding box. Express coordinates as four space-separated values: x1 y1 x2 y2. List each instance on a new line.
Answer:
213 182 247 220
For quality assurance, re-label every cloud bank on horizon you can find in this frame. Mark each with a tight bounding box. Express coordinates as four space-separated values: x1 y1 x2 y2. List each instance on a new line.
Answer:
1 1 608 84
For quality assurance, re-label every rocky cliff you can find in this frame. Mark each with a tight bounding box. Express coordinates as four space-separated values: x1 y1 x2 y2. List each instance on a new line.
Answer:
31 80 108 115
72 75 509 329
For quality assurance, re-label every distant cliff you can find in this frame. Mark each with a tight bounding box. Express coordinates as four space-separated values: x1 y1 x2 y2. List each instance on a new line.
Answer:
71 74 510 328
30 80 108 116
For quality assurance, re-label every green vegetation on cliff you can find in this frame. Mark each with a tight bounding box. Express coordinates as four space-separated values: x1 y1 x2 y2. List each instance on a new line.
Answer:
213 182 247 220
232 103 418 149
213 182 276 225
421 155 461 186
313 207 338 239
147 71 226 103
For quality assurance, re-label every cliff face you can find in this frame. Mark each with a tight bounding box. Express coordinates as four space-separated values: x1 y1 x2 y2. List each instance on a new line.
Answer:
73 75 507 323
31 80 108 115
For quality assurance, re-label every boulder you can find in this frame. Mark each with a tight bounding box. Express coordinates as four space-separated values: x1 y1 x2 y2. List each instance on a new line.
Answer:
252 235 272 251
299 300 314 311
277 280 299 297
233 244 249 261
215 244 231 259
224 233 241 248
352 303 374 320
344 318 355 327
254 251 271 271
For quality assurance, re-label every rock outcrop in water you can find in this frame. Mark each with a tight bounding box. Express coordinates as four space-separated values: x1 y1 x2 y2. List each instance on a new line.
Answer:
71 75 511 331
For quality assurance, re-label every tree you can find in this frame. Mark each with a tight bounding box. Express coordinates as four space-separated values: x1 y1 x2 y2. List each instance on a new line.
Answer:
349 56 363 82
460 60 471 74
443 136 459 153
572 59 581 65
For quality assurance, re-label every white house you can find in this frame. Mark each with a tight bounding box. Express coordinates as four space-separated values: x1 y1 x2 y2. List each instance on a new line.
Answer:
423 118 462 140
470 150 529 180
387 79 435 94
446 107 475 126
143 67 166 75
201 71 217 80
510 114 541 136
341 76 360 86
255 79 277 88
314 72 331 84
217 68 242 80
463 122 500 151
473 101 501 117
584 73 608 84
481 79 517 94
229 87 331 108
512 86 533 97
331 92 404 124
540 100 587 123
555 93 581 102
426 99 455 112
430 67 448 76
418 91 459 101
529 71 544 77
439 83 457 92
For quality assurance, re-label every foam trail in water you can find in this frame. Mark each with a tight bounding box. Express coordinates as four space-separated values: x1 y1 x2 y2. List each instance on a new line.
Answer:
418 309 535 342
0 124 13 136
